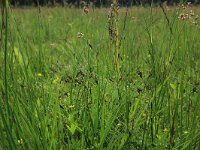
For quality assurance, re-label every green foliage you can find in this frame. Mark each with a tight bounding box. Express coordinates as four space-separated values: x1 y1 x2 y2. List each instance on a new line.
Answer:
0 5 200 149
9 0 200 7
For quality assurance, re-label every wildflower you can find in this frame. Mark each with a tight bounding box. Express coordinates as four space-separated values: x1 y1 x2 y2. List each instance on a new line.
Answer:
53 76 60 84
163 128 169 132
18 138 23 145
68 105 75 108
77 32 84 38
117 123 122 127
37 73 43 77
83 6 89 14
184 131 189 134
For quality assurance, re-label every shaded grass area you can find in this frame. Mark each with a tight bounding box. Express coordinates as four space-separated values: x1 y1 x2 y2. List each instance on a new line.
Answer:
0 6 200 149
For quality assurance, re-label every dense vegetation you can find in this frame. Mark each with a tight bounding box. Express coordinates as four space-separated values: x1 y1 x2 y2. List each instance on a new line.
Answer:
5 0 200 7
0 2 200 149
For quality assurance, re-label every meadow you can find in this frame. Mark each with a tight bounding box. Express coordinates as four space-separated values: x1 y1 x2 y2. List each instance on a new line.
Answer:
0 4 199 149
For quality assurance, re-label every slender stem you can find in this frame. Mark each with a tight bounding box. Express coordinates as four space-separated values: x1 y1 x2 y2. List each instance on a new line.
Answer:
2 1 17 148
4 0 9 119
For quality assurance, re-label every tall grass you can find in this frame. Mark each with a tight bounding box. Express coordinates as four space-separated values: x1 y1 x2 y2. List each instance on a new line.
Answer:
0 2 199 150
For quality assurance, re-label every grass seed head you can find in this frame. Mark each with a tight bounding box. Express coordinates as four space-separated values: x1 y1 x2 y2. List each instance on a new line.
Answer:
83 6 89 14
69 105 75 108
18 138 23 145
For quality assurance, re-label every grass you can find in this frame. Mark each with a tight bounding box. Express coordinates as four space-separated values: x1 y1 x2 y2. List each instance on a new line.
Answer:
0 4 200 149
